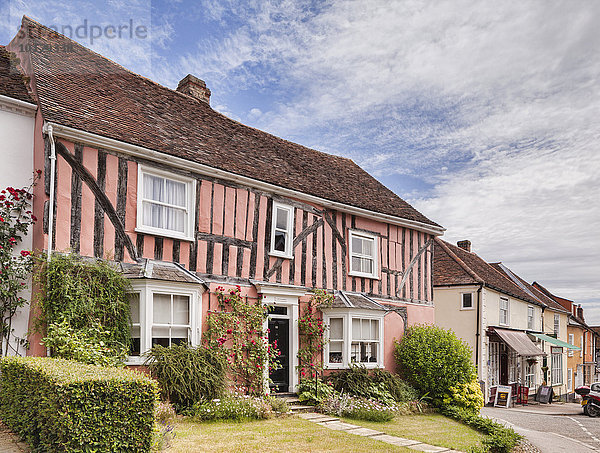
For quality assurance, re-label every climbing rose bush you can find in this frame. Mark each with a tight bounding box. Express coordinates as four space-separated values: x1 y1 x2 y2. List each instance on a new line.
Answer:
0 173 40 356
204 286 280 396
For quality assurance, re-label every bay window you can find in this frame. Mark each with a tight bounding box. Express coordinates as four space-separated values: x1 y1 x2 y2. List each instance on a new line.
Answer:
324 311 384 368
137 166 195 241
127 280 202 364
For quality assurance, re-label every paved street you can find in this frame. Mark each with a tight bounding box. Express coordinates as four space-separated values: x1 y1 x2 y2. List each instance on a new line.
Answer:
482 404 600 453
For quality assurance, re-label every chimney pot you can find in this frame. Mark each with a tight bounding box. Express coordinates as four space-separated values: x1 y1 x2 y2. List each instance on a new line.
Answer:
457 240 471 252
177 74 211 104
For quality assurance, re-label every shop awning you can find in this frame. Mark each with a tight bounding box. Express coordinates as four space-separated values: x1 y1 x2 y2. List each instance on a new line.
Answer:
493 328 546 357
531 333 581 350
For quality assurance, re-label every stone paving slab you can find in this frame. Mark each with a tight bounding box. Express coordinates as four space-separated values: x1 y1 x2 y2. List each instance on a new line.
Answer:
297 412 463 453
408 443 450 452
318 421 360 431
345 427 384 437
0 422 28 452
370 434 422 446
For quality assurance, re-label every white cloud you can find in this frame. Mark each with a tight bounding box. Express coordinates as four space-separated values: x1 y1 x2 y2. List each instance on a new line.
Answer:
178 0 600 321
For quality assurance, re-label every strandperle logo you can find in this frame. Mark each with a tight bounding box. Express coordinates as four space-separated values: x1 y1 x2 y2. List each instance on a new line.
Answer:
17 19 148 45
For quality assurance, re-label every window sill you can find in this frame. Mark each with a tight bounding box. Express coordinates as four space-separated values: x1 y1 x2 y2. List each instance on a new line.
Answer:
327 363 382 369
460 307 475 311
348 271 380 280
135 226 195 242
269 251 293 260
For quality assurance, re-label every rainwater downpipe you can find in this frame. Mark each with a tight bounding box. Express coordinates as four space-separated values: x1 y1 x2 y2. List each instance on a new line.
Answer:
475 284 483 371
46 124 56 262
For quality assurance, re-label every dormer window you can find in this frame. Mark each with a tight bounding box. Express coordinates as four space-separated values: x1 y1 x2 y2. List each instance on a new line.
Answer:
270 202 294 258
136 166 195 241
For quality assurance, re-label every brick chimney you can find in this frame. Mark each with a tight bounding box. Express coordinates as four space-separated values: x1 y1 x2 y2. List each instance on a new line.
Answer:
577 305 585 321
457 240 471 252
177 74 211 104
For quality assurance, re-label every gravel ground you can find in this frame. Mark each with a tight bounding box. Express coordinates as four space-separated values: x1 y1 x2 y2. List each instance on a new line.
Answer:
513 438 543 453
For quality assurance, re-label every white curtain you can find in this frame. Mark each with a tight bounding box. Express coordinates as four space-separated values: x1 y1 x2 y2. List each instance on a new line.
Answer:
143 174 186 233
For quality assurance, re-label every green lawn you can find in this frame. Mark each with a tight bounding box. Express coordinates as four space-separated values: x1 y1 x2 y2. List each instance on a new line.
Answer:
170 413 485 452
342 413 486 452
170 417 413 452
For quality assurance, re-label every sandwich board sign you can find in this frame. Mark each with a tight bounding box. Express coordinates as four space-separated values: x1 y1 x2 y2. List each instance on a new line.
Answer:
494 385 512 408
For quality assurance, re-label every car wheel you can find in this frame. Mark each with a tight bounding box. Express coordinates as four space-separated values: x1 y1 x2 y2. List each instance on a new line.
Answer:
583 405 589 416
587 404 600 418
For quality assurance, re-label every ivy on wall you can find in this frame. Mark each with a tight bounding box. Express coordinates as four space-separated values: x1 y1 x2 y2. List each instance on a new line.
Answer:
36 253 131 365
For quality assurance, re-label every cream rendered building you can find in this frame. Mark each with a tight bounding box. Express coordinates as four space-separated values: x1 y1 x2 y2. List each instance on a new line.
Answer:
434 239 549 401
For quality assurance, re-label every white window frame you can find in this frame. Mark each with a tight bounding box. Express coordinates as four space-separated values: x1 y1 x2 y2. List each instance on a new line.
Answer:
568 334 574 357
499 297 509 326
136 165 196 241
553 313 560 337
348 230 379 279
527 306 534 330
567 368 573 392
127 279 204 365
269 202 294 259
323 309 384 369
551 352 563 385
525 362 535 389
581 335 584 358
461 292 474 310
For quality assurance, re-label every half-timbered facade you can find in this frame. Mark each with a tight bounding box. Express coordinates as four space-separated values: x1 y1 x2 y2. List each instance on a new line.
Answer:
3 17 444 392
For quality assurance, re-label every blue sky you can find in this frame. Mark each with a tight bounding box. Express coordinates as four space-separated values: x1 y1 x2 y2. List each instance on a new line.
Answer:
2 0 599 323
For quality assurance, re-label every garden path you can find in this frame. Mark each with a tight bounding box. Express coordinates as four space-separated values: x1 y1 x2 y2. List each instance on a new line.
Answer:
0 421 28 452
297 412 463 453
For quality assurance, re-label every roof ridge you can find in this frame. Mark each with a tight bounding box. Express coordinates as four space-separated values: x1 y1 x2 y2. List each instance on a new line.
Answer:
493 263 546 307
435 238 484 283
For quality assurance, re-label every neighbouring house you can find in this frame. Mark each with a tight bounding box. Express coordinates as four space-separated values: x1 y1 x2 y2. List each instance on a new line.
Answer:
433 238 579 401
0 46 37 356
533 282 599 392
1 17 444 393
491 265 576 400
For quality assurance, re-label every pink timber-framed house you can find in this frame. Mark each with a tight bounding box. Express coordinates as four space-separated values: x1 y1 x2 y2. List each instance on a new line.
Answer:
3 17 444 392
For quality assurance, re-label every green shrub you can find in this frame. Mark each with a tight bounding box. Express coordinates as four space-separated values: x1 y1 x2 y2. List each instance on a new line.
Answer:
326 365 418 404
267 396 290 414
297 377 335 405
146 344 227 412
42 319 127 367
0 356 158 452
442 378 484 415
36 253 132 355
320 393 396 422
442 406 521 453
395 325 476 405
193 395 273 421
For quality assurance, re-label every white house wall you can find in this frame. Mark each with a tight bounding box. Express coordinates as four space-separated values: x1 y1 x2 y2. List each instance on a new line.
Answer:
0 104 35 356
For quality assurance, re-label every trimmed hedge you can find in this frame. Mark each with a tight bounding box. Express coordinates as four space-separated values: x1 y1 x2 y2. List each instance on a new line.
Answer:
0 357 158 452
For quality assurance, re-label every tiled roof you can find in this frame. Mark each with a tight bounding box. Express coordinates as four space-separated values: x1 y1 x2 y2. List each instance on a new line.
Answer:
490 263 569 313
433 238 542 305
0 46 33 103
121 259 204 284
330 292 386 310
13 16 440 229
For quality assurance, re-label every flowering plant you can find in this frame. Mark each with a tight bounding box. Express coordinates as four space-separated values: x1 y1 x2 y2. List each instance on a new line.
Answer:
0 173 40 356
204 286 280 396
297 289 333 377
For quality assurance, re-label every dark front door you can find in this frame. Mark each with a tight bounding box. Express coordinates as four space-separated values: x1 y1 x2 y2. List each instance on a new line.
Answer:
500 353 509 385
268 317 289 393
